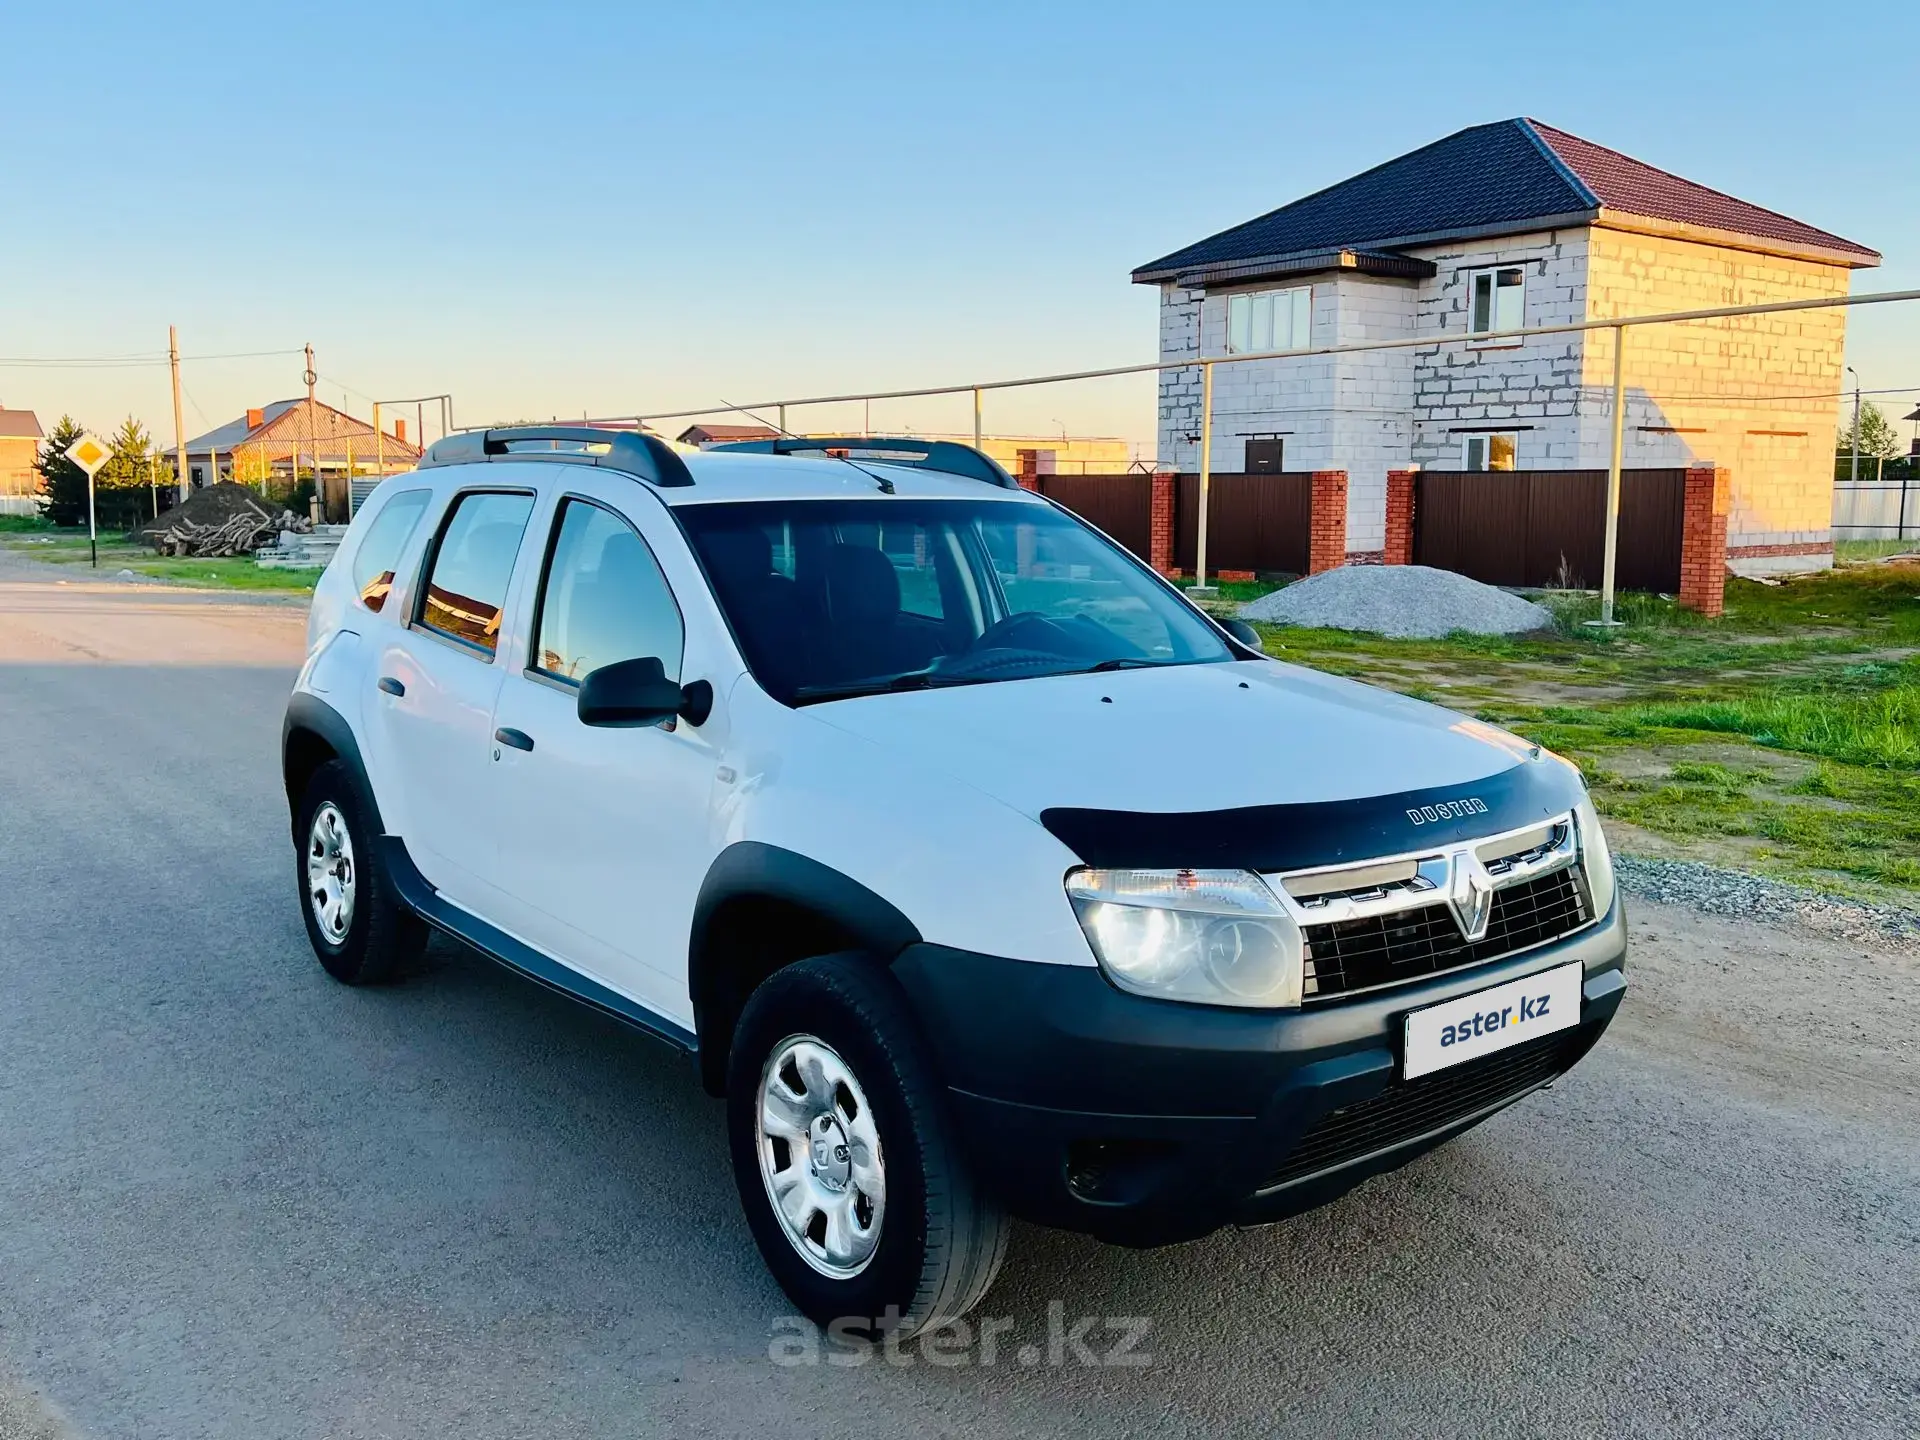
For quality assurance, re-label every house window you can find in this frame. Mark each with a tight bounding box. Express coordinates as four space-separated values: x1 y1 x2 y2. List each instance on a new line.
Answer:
1463 433 1518 471
1226 286 1311 354
1467 266 1526 343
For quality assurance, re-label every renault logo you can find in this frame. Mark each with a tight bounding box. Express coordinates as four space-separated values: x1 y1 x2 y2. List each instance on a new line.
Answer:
1446 849 1495 942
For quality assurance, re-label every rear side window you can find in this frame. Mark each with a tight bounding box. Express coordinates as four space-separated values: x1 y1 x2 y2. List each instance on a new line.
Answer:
532 498 683 683
350 488 431 613
416 491 535 655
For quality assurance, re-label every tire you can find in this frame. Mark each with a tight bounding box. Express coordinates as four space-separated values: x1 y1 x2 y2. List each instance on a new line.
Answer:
727 954 1009 1342
295 759 427 986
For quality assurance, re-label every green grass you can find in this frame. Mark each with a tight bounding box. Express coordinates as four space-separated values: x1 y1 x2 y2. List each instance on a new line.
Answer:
1241 564 1920 901
1170 575 1285 604
0 513 53 532
1836 538 1918 563
0 530 322 592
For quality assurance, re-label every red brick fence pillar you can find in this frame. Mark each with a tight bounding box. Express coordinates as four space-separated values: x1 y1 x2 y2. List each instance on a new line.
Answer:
1149 470 1176 576
1015 457 1042 493
1309 470 1348 575
1678 465 1730 617
1384 468 1418 566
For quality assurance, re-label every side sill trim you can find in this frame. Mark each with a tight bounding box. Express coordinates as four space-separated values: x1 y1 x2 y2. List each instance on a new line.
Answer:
379 835 698 1055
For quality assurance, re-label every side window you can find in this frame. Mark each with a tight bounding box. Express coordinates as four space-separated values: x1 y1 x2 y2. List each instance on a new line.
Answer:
350 488 431 613
416 490 535 655
1467 265 1526 342
1226 286 1311 354
1463 433 1519 471
533 498 684 684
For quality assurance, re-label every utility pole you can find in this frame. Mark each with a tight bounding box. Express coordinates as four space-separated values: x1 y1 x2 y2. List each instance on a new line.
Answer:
1848 366 1861 486
1595 325 1628 627
169 325 189 501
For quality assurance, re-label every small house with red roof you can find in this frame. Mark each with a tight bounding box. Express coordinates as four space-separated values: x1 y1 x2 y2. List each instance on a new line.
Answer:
1135 119 1879 573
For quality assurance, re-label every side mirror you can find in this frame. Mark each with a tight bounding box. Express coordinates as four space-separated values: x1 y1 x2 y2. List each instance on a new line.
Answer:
1220 617 1262 650
577 656 711 728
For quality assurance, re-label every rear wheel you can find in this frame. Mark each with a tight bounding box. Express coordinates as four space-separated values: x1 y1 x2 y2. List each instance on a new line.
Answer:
728 954 1008 1341
296 760 426 985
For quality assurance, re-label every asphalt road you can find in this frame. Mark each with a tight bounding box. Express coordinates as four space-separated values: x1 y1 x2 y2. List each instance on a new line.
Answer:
1 550 1915 1439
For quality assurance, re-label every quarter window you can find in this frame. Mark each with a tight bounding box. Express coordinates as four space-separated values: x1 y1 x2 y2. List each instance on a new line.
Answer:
416 491 535 655
350 488 431 613
1463 433 1519 471
532 498 683 684
1467 266 1526 341
1226 286 1312 355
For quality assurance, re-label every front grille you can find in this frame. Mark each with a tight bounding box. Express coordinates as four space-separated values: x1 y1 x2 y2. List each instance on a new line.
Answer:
1262 1031 1580 1190
1303 867 1589 1001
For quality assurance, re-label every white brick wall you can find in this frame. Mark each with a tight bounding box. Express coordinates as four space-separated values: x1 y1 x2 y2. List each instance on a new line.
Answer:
1407 231 1590 471
1152 273 1417 551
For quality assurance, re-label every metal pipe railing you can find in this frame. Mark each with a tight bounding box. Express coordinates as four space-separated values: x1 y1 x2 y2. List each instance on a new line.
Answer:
475 287 1920 615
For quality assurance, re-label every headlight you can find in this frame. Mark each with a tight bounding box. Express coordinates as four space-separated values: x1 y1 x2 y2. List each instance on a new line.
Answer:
1574 797 1616 919
1065 868 1303 1008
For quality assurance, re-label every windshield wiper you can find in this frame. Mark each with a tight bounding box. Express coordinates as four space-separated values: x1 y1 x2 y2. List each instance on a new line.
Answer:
1079 657 1165 673
792 670 999 704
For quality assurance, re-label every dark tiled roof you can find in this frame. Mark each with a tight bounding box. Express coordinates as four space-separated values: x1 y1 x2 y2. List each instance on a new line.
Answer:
1134 119 1876 281
1529 121 1878 263
1133 121 1593 280
0 408 44 440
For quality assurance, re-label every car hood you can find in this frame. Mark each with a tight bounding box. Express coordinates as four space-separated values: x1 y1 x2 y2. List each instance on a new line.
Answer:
802 659 1536 820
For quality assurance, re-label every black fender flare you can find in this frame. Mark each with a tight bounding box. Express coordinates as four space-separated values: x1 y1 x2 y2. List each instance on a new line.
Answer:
282 692 385 840
686 841 921 1092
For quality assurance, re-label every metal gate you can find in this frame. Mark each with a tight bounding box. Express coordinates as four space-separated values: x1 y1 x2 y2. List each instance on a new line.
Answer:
1412 469 1687 592
1035 473 1154 559
1173 472 1313 576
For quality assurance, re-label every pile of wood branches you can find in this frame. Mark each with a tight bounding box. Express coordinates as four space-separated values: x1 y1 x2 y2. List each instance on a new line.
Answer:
148 504 312 558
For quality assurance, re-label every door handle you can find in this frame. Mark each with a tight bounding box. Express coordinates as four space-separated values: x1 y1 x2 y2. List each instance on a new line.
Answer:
377 676 405 697
494 727 535 752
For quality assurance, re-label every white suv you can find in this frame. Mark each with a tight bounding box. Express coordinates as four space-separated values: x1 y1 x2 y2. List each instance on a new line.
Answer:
283 427 1626 1338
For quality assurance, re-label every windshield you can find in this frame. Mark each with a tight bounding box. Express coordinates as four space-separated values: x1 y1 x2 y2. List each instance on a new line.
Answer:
678 498 1233 705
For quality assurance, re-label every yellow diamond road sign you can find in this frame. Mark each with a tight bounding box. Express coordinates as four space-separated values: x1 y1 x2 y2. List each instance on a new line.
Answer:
64 432 112 478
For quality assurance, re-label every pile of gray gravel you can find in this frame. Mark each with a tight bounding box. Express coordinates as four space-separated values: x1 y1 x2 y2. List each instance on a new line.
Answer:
1239 565 1554 638
1616 855 1920 947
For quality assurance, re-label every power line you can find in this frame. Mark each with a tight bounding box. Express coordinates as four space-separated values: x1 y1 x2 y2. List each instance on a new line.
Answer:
0 347 304 369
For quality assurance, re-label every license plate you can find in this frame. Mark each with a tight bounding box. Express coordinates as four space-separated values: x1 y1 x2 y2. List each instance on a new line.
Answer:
1402 962 1583 1079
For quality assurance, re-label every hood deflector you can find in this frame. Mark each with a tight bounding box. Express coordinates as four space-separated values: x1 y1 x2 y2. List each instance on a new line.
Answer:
1041 758 1583 874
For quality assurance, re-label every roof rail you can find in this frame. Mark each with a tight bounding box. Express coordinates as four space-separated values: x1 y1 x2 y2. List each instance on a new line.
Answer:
422 426 694 487
706 436 1020 489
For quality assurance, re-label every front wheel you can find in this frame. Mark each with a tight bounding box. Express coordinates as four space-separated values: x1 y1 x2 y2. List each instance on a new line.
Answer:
295 760 426 985
727 955 1009 1341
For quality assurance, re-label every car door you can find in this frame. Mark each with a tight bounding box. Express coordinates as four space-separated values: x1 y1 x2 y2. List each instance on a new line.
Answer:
484 481 726 1026
367 484 538 911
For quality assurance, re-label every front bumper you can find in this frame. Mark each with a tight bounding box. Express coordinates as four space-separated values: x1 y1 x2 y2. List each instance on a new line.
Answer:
891 899 1627 1247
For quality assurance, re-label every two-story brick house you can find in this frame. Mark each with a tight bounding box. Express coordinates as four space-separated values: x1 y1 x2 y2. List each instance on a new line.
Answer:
1134 119 1879 572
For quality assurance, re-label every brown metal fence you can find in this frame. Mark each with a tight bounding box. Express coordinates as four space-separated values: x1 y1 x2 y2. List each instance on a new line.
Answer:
1175 472 1313 575
1413 469 1687 592
1035 473 1154 558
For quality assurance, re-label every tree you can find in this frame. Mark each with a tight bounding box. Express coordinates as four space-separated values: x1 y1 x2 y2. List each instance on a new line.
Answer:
34 415 169 530
1839 401 1902 477
100 417 171 528
33 416 88 527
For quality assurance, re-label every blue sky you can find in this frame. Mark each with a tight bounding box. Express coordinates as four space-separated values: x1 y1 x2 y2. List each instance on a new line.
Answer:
6 0 1917 452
